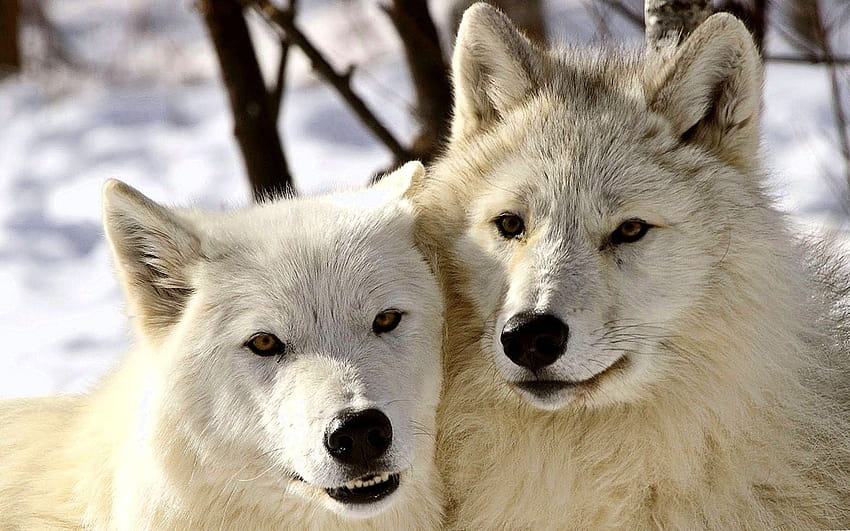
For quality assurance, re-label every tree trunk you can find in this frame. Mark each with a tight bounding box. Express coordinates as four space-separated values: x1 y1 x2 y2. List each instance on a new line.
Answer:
199 0 293 200
0 0 21 76
385 0 452 163
644 0 711 48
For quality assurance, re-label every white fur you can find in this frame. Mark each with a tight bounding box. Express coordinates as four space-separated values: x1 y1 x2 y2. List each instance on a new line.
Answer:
412 5 850 528
0 162 445 529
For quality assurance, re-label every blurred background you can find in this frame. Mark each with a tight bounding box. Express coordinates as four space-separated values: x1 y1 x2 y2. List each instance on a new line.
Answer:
1 0 848 398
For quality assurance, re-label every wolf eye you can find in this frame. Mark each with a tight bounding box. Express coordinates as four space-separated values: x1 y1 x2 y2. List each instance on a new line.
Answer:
495 214 525 239
373 310 402 334
611 219 650 245
245 333 286 357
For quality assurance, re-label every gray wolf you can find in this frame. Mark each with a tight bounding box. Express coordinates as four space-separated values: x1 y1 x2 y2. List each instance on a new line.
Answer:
0 162 444 529
411 4 850 528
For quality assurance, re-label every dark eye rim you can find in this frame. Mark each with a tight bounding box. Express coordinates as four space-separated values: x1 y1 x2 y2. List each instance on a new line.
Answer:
245 332 286 357
372 310 404 334
610 218 652 245
494 213 526 239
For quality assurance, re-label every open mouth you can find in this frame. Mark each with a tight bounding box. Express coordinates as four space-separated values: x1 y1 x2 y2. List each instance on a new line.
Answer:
325 472 400 504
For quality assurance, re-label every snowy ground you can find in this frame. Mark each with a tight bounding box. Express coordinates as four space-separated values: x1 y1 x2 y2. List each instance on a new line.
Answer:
1 0 847 399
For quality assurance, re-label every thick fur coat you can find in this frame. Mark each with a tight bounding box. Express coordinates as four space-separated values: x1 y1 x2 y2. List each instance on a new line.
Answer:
0 163 444 530
411 5 850 528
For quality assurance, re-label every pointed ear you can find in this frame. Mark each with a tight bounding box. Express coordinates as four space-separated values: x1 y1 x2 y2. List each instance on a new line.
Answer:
451 3 541 140
645 13 763 170
102 180 200 339
374 161 424 198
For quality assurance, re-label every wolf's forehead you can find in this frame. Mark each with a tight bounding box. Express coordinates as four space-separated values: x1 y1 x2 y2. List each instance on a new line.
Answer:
207 216 422 304
491 126 671 210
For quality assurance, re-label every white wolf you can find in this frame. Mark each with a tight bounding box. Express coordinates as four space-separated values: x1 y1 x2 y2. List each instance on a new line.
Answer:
0 162 444 529
411 4 850 528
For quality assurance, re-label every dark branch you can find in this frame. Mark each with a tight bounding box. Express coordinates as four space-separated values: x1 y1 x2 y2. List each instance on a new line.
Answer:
382 0 451 163
249 0 411 163
199 0 293 200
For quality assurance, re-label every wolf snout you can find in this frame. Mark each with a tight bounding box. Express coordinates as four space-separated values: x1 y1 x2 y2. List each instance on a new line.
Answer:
324 408 392 467
500 312 569 371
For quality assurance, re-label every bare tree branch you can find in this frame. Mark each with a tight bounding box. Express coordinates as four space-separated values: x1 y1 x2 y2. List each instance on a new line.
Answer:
249 0 412 163
199 0 293 200
382 0 451 162
644 0 711 48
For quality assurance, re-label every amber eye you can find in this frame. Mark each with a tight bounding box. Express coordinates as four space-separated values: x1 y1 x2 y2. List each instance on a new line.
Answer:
373 310 402 334
611 219 651 245
245 333 286 357
495 214 525 239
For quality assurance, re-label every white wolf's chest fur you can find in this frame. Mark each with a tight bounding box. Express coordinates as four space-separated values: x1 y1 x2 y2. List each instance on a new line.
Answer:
436 300 848 529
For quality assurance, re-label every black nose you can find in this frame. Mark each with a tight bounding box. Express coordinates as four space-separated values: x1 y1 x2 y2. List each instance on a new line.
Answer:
324 408 392 466
500 312 569 371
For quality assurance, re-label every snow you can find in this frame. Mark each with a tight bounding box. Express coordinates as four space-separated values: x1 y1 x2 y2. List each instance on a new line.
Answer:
1 1 847 399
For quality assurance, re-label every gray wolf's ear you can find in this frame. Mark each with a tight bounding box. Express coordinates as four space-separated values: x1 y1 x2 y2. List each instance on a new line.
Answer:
451 3 540 140
375 161 425 198
102 180 200 338
645 13 762 170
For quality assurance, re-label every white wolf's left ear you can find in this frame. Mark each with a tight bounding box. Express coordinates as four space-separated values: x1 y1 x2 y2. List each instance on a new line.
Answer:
102 180 200 340
645 13 763 170
451 3 541 140
374 161 425 198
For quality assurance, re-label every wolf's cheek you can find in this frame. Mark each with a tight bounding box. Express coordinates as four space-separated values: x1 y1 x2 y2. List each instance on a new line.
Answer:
453 229 513 321
603 232 717 326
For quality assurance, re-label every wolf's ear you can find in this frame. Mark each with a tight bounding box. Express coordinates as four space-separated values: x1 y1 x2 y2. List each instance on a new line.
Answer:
374 161 425 198
645 13 762 170
451 3 541 140
102 180 200 338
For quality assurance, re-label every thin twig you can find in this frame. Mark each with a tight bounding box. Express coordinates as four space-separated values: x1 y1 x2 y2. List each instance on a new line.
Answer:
766 54 850 66
248 0 411 162
269 0 297 124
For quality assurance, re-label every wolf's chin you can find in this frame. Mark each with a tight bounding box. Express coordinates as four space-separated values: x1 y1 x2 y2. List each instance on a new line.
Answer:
507 355 629 410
